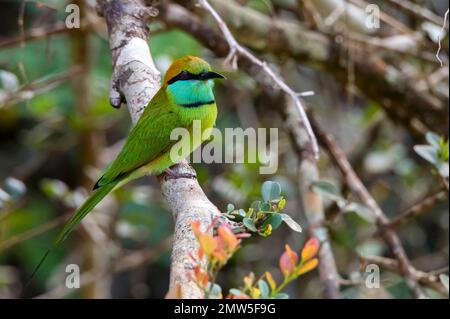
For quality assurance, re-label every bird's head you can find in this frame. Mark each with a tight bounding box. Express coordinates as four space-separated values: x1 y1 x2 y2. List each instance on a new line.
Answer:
163 56 225 108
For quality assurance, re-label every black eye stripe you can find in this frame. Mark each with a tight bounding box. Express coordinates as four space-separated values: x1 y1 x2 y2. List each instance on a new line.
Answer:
167 71 199 84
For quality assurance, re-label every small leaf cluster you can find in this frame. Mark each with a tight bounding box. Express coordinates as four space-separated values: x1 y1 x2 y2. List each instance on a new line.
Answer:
228 238 320 299
0 177 26 209
224 181 301 237
414 132 449 179
190 220 242 299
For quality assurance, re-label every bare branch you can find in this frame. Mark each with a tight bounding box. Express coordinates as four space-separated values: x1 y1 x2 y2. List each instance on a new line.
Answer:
437 9 449 67
309 114 427 298
387 190 448 230
386 0 445 26
197 0 320 159
361 255 448 297
36 237 172 299
0 67 82 109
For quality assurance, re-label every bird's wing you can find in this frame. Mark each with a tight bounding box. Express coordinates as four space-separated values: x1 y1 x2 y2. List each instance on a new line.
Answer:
97 97 183 187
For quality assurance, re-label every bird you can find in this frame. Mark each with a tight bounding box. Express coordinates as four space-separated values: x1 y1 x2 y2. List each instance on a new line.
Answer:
27 56 225 284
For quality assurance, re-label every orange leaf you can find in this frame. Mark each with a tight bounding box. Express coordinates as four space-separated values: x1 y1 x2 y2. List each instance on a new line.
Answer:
265 272 276 291
218 224 240 251
191 220 202 237
199 233 217 256
301 237 320 262
197 247 204 259
279 244 298 276
194 265 209 288
297 258 319 276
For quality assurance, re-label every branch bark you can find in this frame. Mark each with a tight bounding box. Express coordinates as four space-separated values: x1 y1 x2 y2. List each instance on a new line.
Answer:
281 97 341 299
96 0 220 299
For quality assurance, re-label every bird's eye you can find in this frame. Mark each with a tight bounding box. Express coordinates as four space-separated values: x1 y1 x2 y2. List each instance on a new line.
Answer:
178 71 191 80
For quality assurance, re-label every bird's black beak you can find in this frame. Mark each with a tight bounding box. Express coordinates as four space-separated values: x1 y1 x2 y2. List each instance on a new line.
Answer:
200 71 226 80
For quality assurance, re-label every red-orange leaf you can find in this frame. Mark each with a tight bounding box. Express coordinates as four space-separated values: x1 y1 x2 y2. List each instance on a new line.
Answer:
218 224 240 251
297 258 319 276
301 237 320 262
191 220 202 238
279 244 298 276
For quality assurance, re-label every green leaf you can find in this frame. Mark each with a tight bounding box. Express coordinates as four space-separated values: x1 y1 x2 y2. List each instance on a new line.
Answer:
311 180 345 205
261 202 271 212
251 201 262 211
274 293 289 299
0 188 11 205
344 202 376 224
227 203 235 213
414 145 439 165
238 209 246 217
437 162 449 178
258 280 270 298
40 179 69 199
243 218 257 232
4 177 26 199
263 213 283 230
426 132 441 149
205 283 222 298
261 181 281 202
280 214 302 232
440 274 449 293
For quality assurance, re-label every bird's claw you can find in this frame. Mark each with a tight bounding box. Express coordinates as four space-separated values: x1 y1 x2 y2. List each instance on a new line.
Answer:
164 168 197 180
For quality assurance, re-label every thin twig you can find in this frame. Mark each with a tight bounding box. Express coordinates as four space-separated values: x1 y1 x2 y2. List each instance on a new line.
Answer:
436 9 449 67
386 0 445 26
387 190 448 230
35 237 172 299
0 66 83 109
361 255 448 297
197 0 320 159
0 215 68 252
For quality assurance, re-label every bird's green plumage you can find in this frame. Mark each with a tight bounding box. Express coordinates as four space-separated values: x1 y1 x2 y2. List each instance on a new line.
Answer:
28 56 223 284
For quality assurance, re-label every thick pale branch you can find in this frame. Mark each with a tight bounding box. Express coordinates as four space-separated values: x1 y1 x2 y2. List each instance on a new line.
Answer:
96 0 220 299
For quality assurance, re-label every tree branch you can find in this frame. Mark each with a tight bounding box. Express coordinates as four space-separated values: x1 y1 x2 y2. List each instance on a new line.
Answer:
361 255 448 298
387 189 448 230
197 0 320 159
193 0 448 137
309 114 428 298
96 0 220 299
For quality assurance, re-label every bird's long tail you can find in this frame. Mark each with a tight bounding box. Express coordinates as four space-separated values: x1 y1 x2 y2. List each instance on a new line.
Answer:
25 181 118 288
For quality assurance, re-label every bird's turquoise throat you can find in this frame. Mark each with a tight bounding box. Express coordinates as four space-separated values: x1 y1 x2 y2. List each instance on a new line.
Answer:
167 79 215 107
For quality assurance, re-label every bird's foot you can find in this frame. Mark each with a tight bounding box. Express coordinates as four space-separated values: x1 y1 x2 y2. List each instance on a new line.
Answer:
164 167 197 180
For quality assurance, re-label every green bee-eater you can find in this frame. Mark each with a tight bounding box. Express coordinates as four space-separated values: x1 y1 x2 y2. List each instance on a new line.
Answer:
29 56 224 282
